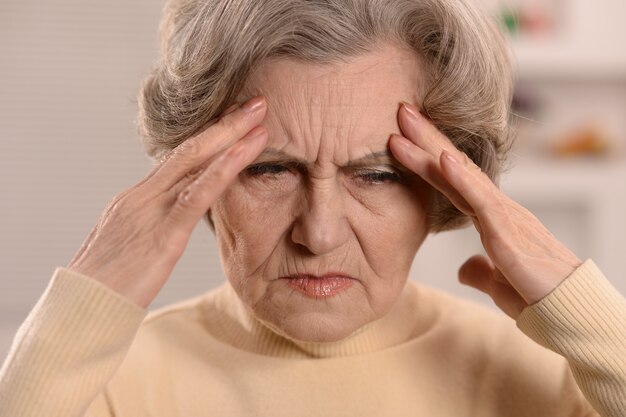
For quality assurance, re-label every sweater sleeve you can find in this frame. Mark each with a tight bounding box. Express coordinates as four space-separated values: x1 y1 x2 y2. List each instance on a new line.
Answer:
0 267 148 417
516 259 626 417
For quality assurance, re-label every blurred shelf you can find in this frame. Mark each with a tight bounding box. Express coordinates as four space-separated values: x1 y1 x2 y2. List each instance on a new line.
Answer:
500 155 626 200
508 36 626 81
493 0 626 81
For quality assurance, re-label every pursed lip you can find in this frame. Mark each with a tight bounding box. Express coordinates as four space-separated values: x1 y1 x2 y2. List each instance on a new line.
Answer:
281 272 357 298
282 273 356 280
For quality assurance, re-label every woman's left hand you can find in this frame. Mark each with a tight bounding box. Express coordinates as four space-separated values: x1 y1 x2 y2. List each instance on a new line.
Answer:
389 102 583 319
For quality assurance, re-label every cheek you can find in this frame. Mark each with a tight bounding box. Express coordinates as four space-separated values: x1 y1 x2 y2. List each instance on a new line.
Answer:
212 178 295 270
351 180 432 267
349 178 431 229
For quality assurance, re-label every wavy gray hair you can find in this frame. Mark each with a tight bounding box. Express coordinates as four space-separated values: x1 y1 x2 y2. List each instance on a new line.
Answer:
137 0 515 232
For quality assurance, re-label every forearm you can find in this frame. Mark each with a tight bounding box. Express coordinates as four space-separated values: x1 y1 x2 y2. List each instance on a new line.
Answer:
516 259 626 417
0 267 147 417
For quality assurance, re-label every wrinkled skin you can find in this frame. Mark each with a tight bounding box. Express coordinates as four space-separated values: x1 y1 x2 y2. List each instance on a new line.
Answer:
67 97 270 309
68 44 581 344
211 46 433 342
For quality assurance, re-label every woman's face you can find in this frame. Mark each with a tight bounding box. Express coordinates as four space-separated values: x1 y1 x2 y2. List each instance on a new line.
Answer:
211 45 433 342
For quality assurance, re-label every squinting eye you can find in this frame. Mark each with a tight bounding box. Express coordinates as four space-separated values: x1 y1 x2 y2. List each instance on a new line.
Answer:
245 163 290 177
357 170 403 184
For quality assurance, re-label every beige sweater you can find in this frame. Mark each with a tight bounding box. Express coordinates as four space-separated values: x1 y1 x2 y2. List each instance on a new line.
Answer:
0 259 624 417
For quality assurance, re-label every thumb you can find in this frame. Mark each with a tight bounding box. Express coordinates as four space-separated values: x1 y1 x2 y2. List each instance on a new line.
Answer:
458 254 494 294
458 254 529 319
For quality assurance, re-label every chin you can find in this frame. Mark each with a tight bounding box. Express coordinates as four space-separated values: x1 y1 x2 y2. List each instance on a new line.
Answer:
269 312 367 343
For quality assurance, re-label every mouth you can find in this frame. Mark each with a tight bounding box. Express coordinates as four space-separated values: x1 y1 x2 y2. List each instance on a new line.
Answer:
280 273 355 299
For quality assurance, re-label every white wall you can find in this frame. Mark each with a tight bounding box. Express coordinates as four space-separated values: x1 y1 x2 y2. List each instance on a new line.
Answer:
0 0 212 360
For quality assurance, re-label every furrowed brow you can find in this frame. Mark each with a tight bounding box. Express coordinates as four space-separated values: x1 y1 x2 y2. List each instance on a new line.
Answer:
344 150 399 168
252 148 301 163
253 148 404 169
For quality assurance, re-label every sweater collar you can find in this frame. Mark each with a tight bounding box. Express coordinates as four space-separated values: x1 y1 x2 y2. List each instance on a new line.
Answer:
201 278 432 358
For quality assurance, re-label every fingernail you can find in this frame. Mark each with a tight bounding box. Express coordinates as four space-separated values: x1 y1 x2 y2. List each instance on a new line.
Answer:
241 96 265 113
401 102 421 121
443 150 458 164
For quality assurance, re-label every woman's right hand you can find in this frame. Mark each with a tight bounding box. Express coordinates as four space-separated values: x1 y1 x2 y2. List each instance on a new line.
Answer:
66 96 268 309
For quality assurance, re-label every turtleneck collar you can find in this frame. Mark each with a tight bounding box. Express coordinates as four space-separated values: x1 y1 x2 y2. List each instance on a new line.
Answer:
200 278 433 358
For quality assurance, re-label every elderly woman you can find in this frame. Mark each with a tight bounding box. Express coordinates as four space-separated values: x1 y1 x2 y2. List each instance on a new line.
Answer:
1 0 625 415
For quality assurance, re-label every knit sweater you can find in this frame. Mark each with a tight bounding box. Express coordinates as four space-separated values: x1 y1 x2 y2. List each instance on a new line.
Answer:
0 259 624 417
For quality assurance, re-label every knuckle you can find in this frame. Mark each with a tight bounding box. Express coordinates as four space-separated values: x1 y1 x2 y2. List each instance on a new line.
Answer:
177 179 208 207
175 163 232 209
177 138 202 158
177 187 198 207
184 165 205 180
99 194 135 228
209 165 229 184
107 191 130 214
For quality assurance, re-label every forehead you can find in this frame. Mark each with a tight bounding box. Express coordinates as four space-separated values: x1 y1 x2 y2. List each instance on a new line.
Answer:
237 44 427 162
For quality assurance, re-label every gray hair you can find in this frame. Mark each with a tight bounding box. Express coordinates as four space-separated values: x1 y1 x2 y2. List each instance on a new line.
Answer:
137 0 515 232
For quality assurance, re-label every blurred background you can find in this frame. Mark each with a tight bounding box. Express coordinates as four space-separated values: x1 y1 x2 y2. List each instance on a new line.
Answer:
1 0 625 361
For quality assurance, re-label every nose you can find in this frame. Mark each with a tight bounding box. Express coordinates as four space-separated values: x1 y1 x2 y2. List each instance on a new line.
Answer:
290 180 350 255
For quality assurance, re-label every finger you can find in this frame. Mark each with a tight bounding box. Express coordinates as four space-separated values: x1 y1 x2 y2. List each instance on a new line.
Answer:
439 149 504 218
398 103 485 175
459 254 505 284
438 149 518 244
221 103 243 117
394 101 498 218
165 102 259 197
157 102 252 165
154 103 242 165
149 95 267 192
389 134 475 216
398 103 454 159
166 125 268 236
130 103 245 200
167 161 211 199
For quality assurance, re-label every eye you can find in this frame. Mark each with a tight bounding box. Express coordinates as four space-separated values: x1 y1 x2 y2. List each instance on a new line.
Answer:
356 169 404 185
241 162 299 194
244 163 290 177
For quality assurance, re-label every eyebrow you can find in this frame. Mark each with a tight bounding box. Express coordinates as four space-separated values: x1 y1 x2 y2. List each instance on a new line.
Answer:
252 147 406 170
